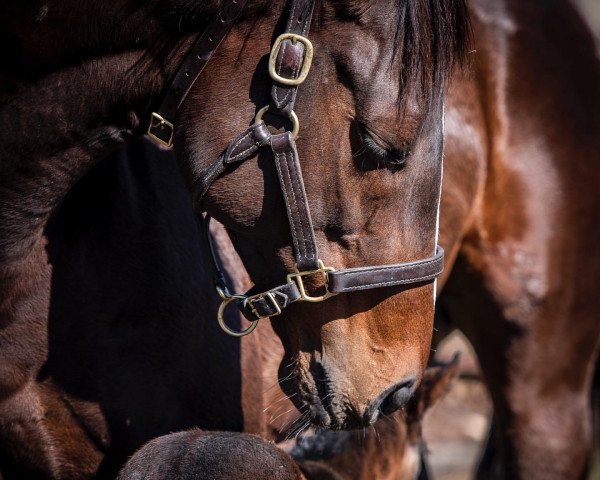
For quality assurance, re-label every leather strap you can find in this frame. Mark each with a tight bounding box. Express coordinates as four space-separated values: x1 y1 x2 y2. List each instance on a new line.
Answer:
328 247 445 293
270 0 316 117
200 214 230 291
236 248 445 321
193 122 271 207
271 133 319 270
201 212 444 322
200 215 302 322
148 0 249 146
193 131 321 272
240 282 302 320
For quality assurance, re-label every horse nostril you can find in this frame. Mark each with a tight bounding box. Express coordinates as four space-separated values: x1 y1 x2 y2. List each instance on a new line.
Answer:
379 379 415 415
363 377 416 425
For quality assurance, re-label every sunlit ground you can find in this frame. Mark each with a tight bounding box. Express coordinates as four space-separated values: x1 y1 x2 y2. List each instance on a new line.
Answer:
423 332 491 480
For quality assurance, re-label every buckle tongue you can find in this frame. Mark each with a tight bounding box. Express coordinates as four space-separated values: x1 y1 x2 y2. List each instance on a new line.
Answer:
287 260 336 303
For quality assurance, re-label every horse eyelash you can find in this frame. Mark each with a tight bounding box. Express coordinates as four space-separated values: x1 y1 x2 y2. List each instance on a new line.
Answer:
360 129 410 167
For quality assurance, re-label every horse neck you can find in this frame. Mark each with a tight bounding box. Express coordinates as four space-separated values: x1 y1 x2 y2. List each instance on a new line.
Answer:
0 53 151 261
0 29 194 267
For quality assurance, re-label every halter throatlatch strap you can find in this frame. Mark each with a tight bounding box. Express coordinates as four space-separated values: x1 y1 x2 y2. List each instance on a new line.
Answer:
147 0 249 147
156 0 445 336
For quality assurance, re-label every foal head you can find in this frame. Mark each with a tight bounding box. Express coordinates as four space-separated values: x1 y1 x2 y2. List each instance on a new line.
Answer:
176 0 469 429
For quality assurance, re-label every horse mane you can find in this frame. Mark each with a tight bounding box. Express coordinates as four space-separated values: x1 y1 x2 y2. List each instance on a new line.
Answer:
393 0 471 104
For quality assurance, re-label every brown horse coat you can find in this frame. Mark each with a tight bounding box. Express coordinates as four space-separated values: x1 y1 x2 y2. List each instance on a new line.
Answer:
0 1 598 479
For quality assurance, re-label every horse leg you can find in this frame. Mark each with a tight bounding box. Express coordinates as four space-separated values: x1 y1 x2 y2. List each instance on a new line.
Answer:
0 241 107 479
440 250 599 480
0 379 105 479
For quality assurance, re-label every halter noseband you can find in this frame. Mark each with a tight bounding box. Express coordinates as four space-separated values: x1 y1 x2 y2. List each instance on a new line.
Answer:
147 0 445 337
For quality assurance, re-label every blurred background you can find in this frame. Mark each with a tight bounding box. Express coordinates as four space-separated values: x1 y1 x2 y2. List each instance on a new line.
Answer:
578 0 600 36
423 5 599 479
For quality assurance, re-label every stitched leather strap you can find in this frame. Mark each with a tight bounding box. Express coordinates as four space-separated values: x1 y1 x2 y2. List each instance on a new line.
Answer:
239 282 302 320
271 132 319 270
203 213 444 322
148 0 249 146
195 130 320 271
200 215 302 322
202 213 443 321
328 247 445 293
270 0 316 117
193 122 271 207
236 247 444 321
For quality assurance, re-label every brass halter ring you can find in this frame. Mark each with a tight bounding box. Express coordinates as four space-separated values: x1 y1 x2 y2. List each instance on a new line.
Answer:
216 287 259 337
254 105 300 140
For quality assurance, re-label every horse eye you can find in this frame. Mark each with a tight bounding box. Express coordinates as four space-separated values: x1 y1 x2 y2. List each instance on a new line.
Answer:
358 125 410 170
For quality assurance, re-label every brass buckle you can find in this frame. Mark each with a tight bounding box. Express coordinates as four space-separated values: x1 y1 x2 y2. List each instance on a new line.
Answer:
246 292 282 319
287 260 336 303
147 112 174 148
254 105 300 140
268 33 314 86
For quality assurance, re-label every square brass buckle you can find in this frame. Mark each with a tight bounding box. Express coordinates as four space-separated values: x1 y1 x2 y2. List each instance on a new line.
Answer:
246 292 282 319
147 112 174 148
268 33 314 86
287 260 336 303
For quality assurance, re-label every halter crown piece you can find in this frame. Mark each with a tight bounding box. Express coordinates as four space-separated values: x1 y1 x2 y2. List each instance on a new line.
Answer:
148 0 445 336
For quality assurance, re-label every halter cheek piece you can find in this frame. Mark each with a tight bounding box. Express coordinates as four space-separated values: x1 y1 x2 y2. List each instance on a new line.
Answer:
148 0 445 337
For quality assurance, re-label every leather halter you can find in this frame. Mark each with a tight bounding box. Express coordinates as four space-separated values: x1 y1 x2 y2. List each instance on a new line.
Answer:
148 0 445 336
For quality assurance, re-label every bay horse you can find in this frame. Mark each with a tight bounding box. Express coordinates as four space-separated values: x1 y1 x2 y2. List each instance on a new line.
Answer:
0 1 598 480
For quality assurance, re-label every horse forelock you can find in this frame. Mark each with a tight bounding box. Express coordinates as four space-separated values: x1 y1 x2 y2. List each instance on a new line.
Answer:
392 0 472 105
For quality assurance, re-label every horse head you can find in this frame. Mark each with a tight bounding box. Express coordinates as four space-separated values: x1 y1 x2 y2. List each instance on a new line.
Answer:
173 0 470 430
2 0 469 432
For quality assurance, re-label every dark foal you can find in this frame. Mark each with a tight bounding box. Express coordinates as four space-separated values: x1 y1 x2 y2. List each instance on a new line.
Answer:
292 357 460 480
116 357 460 480
116 431 304 480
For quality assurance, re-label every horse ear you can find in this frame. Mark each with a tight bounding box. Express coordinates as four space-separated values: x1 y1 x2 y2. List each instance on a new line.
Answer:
422 352 461 409
409 352 460 420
